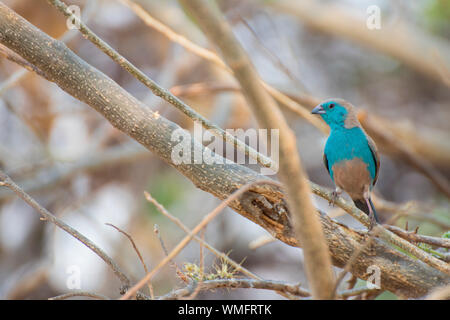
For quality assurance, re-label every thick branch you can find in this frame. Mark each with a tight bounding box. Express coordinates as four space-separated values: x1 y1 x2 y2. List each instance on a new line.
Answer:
0 3 448 298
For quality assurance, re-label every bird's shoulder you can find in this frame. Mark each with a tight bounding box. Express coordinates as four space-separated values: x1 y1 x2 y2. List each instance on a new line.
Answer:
363 131 380 186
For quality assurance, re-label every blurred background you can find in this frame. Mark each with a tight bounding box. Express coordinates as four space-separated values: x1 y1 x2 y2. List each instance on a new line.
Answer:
0 0 448 299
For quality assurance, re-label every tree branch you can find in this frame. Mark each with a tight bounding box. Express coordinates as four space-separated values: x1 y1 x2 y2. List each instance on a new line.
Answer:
159 278 310 300
144 190 298 300
0 3 448 297
115 0 450 197
0 170 131 290
46 0 275 171
385 225 450 249
159 278 379 300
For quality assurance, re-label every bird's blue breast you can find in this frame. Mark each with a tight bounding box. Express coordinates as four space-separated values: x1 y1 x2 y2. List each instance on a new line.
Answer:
325 127 377 185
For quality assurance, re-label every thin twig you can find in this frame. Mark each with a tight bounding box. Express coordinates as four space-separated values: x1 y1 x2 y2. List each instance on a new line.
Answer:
144 189 300 300
373 196 450 229
359 111 450 198
0 0 97 97
270 0 450 86
48 291 111 300
47 0 275 170
159 278 310 300
248 234 277 250
0 170 131 289
0 44 46 77
144 191 259 280
384 225 450 249
115 0 327 133
121 179 280 300
105 223 154 298
118 0 229 71
238 15 307 91
310 182 450 275
182 228 207 300
338 286 381 299
159 278 374 299
199 228 205 280
153 224 184 280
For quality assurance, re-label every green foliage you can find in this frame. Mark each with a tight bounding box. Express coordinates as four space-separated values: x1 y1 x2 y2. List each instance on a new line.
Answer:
425 0 450 36
353 279 398 300
417 242 446 259
375 290 398 300
144 170 187 218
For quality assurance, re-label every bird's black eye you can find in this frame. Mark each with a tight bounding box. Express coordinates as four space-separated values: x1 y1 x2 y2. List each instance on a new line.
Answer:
329 103 335 109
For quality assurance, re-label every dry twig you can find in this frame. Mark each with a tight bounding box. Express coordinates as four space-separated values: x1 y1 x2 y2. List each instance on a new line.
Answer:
121 179 279 300
48 291 110 300
0 170 155 299
384 225 450 249
159 278 310 300
105 223 154 298
47 0 275 171
144 191 298 300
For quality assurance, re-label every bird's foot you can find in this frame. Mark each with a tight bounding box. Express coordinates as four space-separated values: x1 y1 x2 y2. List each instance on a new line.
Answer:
365 197 378 231
328 188 342 207
368 214 377 231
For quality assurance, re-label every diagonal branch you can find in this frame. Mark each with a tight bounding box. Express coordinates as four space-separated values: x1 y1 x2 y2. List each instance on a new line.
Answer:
46 0 275 171
121 179 278 300
0 170 131 291
0 3 448 297
116 0 327 133
178 0 335 299
385 225 450 249
144 190 299 300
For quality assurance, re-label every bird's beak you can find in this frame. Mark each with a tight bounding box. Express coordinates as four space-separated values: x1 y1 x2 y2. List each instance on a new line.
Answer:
311 104 326 114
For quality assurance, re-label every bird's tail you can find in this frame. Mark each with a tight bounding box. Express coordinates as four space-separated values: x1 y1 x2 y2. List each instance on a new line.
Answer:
353 198 380 223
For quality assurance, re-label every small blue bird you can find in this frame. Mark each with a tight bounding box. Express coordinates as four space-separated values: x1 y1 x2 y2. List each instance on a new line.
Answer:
312 99 380 229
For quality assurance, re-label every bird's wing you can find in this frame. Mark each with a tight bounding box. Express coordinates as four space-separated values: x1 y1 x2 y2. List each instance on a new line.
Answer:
323 152 331 175
367 136 380 186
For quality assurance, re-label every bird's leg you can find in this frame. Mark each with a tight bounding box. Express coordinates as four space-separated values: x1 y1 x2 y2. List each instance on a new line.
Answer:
364 196 377 231
329 186 342 206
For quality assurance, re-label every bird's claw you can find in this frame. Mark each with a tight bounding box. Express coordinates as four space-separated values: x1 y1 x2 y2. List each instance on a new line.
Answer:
368 211 378 231
328 190 340 207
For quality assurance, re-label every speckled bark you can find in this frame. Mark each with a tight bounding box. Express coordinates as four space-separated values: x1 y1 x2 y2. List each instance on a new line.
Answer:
0 3 447 298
